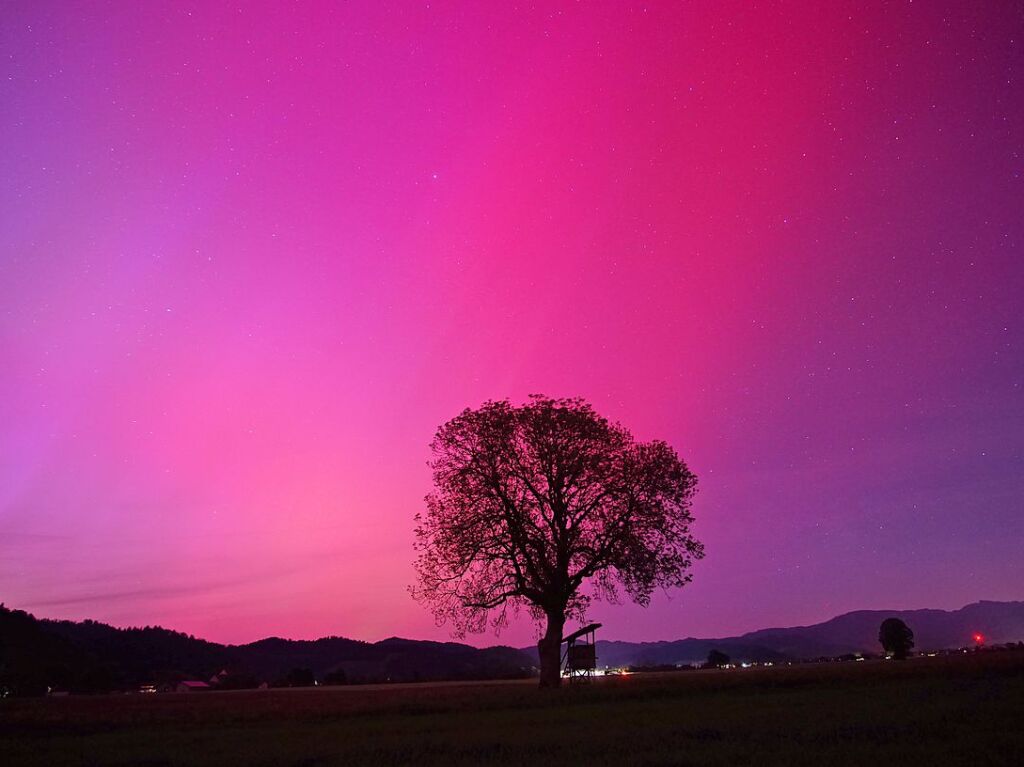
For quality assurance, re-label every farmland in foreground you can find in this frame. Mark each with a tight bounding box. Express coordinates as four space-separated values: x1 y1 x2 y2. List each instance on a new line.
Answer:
3 650 1022 767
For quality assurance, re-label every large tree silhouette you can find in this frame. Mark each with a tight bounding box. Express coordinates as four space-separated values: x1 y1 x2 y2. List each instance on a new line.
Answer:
412 396 703 687
878 618 914 660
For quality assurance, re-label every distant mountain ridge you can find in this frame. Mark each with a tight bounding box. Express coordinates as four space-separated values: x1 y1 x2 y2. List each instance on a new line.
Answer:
0 605 534 695
552 601 1024 668
2 600 1022 695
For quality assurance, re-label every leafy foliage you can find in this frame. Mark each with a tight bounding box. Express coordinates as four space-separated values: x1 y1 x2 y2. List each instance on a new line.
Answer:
413 396 702 685
879 618 915 660
706 649 731 668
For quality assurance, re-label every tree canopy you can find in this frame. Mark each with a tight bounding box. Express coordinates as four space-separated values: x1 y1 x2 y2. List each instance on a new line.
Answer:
878 617 915 660
412 396 703 686
706 649 731 668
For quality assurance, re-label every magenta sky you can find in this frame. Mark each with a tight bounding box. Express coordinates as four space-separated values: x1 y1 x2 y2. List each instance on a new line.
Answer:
2 2 1022 647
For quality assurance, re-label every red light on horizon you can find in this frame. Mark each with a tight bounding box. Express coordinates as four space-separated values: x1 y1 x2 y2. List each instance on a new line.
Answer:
973 632 985 644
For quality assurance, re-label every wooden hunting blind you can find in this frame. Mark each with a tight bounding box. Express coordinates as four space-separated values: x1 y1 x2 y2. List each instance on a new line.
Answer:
561 622 601 680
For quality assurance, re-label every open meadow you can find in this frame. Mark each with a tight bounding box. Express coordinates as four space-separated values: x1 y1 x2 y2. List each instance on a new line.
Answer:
2 650 1022 767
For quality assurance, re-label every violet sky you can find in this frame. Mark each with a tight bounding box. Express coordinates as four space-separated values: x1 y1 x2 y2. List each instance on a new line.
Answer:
1 1 1022 646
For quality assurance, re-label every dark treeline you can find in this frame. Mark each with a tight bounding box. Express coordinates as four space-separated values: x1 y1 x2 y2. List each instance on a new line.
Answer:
0 605 533 696
5 600 1023 696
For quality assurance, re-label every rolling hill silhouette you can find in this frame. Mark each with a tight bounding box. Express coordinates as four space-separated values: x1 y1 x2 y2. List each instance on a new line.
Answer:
567 601 1024 667
2 600 1022 695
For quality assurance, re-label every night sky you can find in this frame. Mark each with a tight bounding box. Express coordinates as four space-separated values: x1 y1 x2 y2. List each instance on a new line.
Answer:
1 1 1022 647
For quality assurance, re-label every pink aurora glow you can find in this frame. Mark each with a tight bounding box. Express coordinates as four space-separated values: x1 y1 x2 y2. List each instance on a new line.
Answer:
1 1 1021 645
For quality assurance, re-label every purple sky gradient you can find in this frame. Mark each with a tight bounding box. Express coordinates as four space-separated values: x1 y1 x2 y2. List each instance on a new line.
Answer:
1 1 1022 646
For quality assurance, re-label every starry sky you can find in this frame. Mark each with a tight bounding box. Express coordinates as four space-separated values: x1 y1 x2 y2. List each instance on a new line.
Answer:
1 1 1022 647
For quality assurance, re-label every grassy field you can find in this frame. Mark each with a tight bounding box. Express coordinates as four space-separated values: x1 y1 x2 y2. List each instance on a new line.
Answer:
2 650 1022 766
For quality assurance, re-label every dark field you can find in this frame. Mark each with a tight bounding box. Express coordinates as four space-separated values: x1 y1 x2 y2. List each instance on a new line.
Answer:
3 651 1023 767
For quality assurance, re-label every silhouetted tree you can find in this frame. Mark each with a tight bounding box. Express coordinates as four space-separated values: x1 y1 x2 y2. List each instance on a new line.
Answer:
216 671 261 690
323 669 348 686
413 396 703 688
879 618 914 660
706 649 730 668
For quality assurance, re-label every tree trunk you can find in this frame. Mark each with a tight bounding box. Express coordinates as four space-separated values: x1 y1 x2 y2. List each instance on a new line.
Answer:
537 610 565 688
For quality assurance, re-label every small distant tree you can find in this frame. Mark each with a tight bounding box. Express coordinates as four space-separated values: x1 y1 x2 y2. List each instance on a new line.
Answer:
413 396 703 688
706 649 730 668
323 669 348 686
878 618 914 660
217 671 260 690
